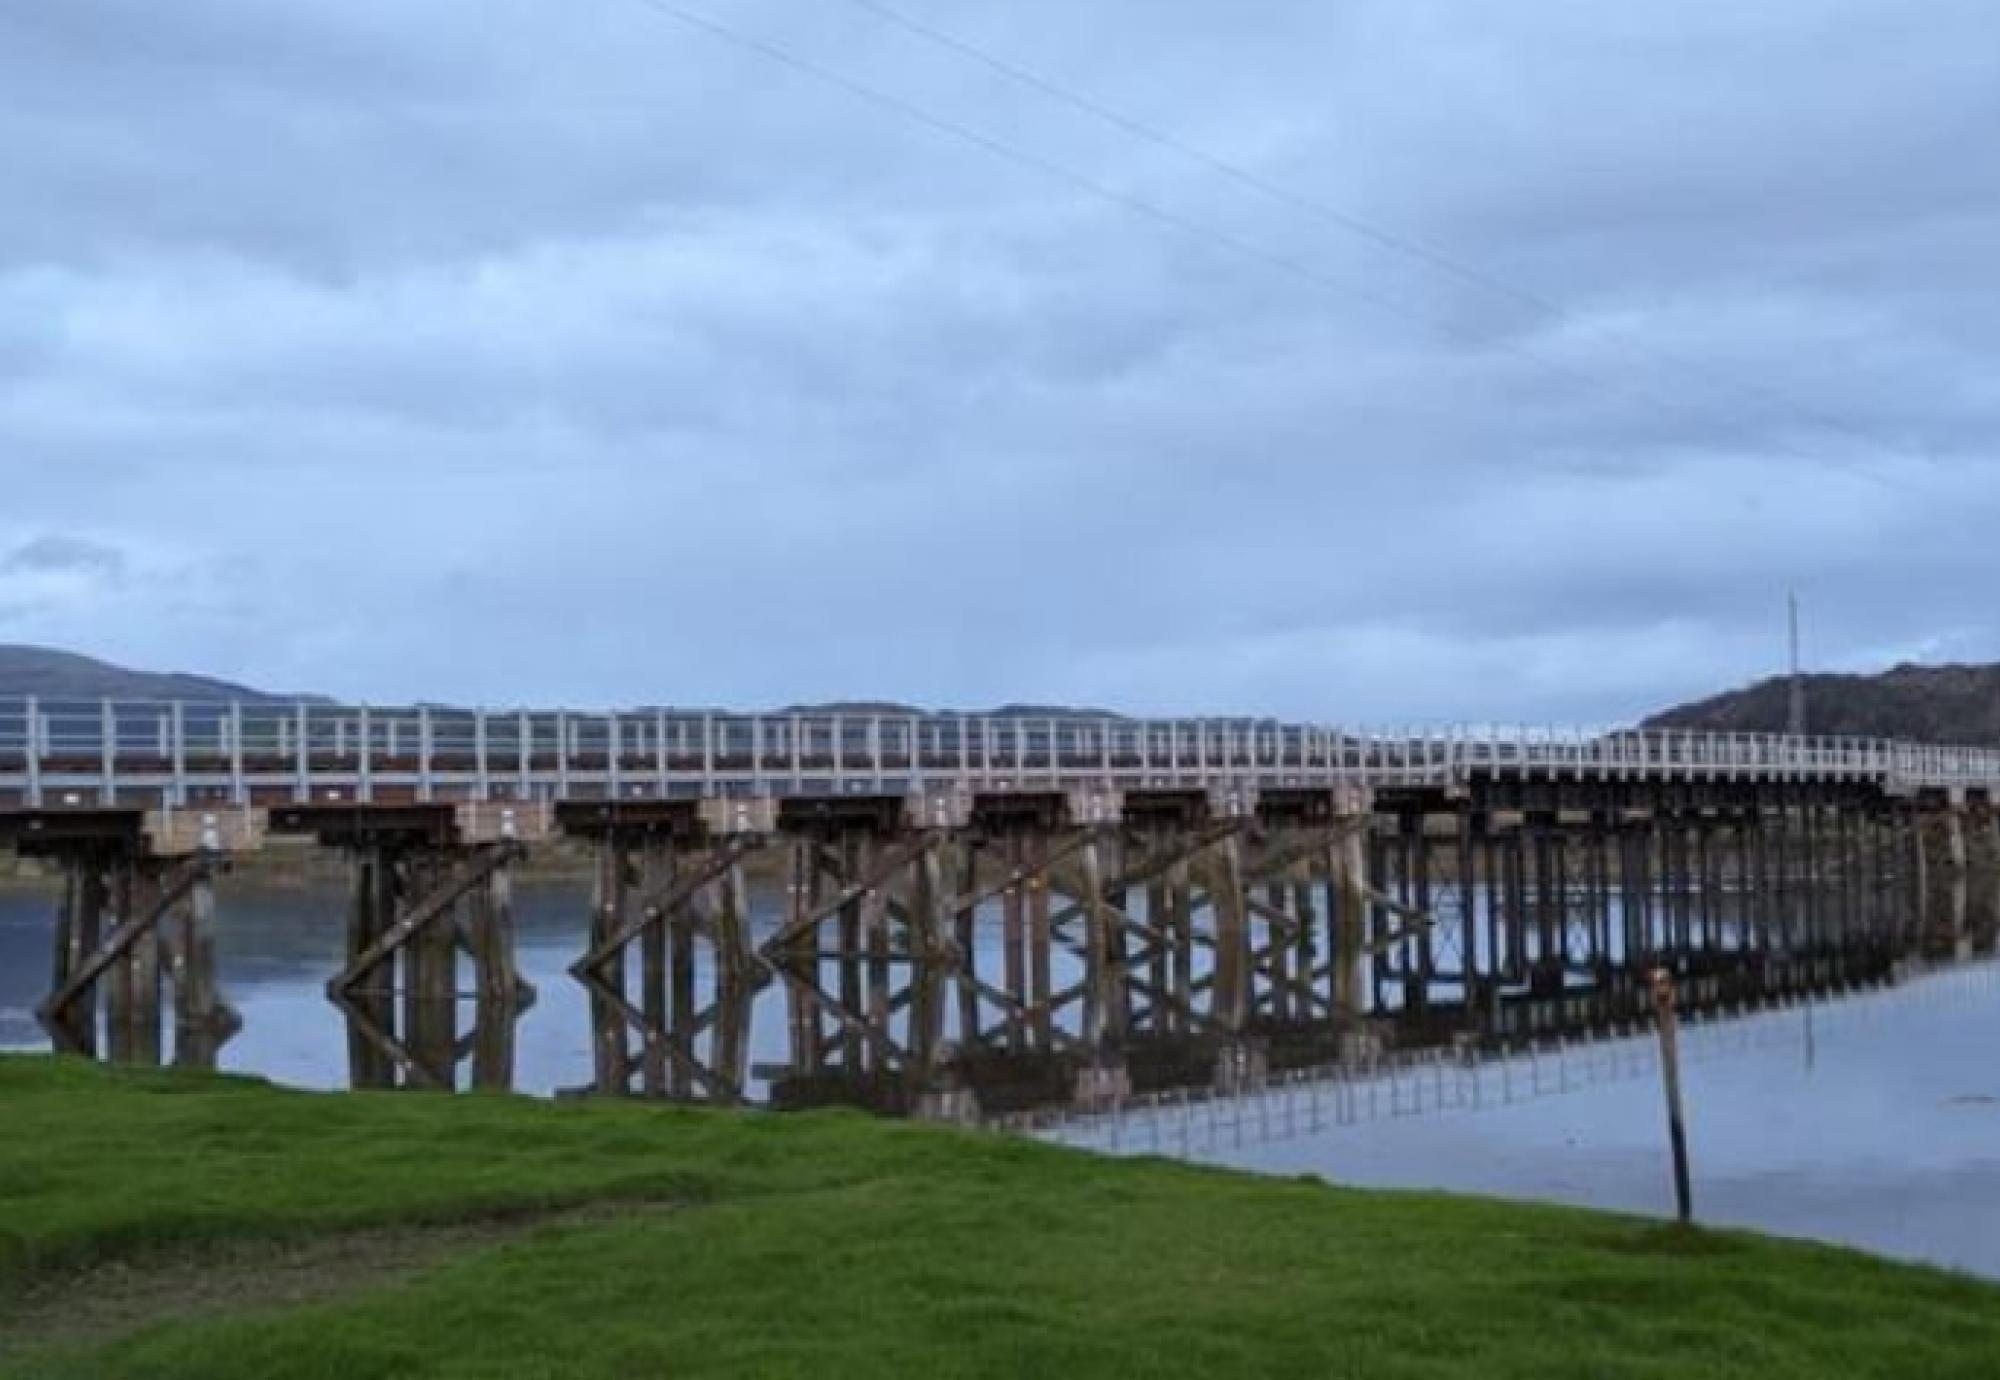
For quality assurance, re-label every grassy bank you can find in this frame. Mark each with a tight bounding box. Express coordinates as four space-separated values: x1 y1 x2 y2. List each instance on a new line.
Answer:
2 1057 1996 1378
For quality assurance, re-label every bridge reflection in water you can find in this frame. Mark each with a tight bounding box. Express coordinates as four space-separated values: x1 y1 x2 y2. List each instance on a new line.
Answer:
5 704 2000 1120
1043 956 2000 1155
344 849 1998 1116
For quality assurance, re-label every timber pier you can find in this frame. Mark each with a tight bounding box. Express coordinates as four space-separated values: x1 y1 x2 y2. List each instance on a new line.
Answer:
3 699 1997 1115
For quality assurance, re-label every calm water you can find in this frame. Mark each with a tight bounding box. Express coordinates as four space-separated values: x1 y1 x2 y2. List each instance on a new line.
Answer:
0 875 1094 1098
5 876 1998 1278
3 875 737 1095
1060 968 2000 1279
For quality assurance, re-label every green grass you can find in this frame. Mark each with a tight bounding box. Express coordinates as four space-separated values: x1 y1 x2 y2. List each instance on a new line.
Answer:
3 1056 1998 1378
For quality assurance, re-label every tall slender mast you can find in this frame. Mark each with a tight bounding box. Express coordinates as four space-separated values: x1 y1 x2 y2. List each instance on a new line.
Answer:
1787 591 1805 736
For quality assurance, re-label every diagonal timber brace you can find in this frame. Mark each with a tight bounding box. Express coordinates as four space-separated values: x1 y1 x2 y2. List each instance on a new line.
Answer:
40 861 200 1032
39 851 240 1066
574 836 761 978
331 840 533 1092
576 831 762 1098
330 843 523 996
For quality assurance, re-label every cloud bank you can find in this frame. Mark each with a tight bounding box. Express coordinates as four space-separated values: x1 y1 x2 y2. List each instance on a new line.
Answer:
2 0 1994 721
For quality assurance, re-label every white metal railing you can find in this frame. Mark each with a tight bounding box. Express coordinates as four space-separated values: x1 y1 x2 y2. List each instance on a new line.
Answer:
0 697 1996 809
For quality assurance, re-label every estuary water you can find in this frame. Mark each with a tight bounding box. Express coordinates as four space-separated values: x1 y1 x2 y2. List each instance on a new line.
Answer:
1055 968 2000 1280
4 876 1998 1279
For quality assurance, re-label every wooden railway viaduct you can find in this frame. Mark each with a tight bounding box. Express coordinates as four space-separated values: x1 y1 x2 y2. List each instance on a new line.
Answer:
3 699 1996 1113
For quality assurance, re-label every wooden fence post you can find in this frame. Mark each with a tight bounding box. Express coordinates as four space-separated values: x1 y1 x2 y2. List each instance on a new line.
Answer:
1651 967 1694 1224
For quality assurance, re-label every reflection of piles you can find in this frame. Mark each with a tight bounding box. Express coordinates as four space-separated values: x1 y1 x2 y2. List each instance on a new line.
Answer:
1045 956 2000 1158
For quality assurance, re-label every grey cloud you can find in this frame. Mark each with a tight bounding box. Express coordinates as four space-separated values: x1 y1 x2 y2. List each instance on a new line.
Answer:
0 535 128 579
0 0 1995 721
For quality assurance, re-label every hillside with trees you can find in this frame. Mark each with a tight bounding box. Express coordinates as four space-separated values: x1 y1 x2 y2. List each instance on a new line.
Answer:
1645 663 2000 746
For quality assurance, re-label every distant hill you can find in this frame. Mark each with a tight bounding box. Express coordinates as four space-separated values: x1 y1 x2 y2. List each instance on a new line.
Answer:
776 701 1127 719
0 650 1127 717
0 645 313 703
1645 663 2000 746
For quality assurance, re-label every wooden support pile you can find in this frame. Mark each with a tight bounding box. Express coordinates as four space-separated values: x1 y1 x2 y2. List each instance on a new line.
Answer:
40 848 239 1069
571 832 759 1099
329 840 535 1091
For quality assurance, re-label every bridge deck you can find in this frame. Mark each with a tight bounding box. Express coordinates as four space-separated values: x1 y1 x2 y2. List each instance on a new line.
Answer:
1 697 1997 815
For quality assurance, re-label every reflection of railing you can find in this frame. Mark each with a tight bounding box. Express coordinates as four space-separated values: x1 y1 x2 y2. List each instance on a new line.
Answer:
6 699 2000 806
1041 959 2000 1158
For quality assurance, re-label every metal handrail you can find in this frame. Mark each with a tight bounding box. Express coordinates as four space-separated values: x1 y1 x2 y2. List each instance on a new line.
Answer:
2 696 1998 808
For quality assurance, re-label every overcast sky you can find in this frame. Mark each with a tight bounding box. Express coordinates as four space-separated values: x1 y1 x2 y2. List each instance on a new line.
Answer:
2 1 1994 721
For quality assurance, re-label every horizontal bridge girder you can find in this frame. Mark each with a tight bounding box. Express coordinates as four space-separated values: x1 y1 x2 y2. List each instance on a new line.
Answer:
272 803 459 847
557 797 706 840
0 808 264 859
0 808 146 853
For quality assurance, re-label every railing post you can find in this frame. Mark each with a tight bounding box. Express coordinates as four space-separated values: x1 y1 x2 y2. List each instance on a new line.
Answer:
24 695 41 808
664 708 680 796
99 699 116 805
519 710 533 800
609 713 624 799
474 709 491 802
294 703 311 803
229 702 246 806
557 711 573 799
357 706 373 804
170 701 186 808
418 706 435 802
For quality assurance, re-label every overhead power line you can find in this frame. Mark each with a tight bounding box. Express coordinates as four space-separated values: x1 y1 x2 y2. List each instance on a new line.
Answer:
621 0 1906 484
626 0 1604 382
831 0 1908 464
